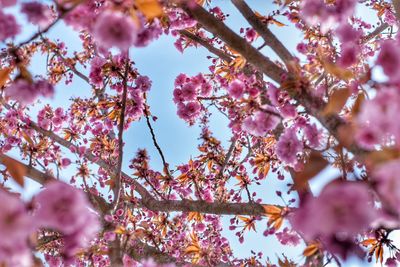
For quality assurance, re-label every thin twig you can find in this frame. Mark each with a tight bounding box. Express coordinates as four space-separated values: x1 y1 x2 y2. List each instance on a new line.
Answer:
112 59 130 211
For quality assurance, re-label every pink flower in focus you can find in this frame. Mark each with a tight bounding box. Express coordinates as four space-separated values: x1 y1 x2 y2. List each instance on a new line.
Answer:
89 57 106 86
242 110 280 137
275 128 303 166
227 79 245 99
181 83 198 101
276 227 301 246
92 11 139 51
177 101 201 122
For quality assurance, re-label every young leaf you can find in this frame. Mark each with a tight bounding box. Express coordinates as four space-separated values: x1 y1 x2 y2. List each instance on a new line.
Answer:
322 88 350 115
0 155 26 187
292 151 328 191
135 0 163 20
0 68 12 88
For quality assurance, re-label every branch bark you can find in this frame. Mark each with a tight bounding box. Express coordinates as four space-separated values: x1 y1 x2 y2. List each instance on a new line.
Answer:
231 0 293 64
182 4 286 83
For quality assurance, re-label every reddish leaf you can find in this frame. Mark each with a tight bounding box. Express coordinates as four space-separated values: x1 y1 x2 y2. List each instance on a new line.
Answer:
0 155 26 187
322 88 350 115
292 152 328 191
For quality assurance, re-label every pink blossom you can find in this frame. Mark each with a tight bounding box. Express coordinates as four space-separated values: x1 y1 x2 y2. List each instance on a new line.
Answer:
89 57 106 86
290 181 376 246
227 79 245 99
135 20 162 47
0 0 16 7
0 190 33 247
245 28 257 42
175 73 189 87
177 101 201 122
276 227 301 246
296 43 308 54
21 2 53 27
135 75 152 92
34 181 98 235
356 87 400 148
5 80 39 105
275 128 303 166
372 160 400 213
335 23 361 44
61 158 71 167
5 79 54 105
303 123 321 148
0 10 20 41
376 40 400 82
300 0 356 31
338 45 358 67
92 11 139 51
242 110 280 137
123 254 137 267
181 82 198 101
35 79 55 98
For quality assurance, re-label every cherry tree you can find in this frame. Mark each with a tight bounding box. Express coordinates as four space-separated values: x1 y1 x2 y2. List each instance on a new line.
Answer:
0 0 399 266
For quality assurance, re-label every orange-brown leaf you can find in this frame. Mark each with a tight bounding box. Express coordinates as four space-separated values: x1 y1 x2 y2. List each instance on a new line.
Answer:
263 205 282 215
323 61 354 80
303 243 320 257
360 238 377 247
292 152 328 191
0 68 11 88
135 0 163 20
322 88 350 115
1 155 26 187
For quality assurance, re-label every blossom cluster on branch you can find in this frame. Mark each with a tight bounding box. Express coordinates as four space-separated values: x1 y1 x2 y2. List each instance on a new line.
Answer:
0 0 400 266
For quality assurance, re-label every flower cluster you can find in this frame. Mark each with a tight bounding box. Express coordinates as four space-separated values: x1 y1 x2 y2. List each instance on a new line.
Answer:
5 78 54 106
291 181 377 259
173 73 211 123
300 0 357 31
0 181 99 266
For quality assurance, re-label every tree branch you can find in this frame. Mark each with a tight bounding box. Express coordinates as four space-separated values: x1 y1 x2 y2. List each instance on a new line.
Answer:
182 4 286 83
231 0 293 64
112 59 129 210
179 30 233 62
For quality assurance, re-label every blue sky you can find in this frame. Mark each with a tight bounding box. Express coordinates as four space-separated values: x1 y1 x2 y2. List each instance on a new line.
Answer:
3 1 396 266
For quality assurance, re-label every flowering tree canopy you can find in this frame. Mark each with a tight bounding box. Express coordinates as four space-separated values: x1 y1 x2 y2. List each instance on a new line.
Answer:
1 0 400 266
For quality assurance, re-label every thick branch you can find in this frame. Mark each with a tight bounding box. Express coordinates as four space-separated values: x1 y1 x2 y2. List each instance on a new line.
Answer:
231 0 293 64
137 198 275 216
183 4 286 83
27 120 277 217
